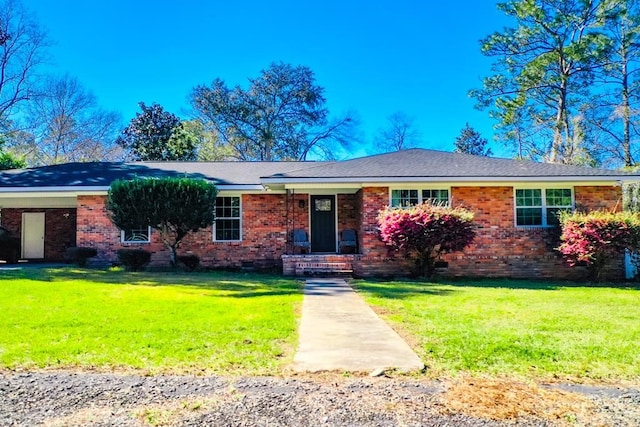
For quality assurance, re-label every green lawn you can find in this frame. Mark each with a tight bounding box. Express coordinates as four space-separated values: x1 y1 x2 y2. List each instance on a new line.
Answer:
353 279 640 381
0 267 302 374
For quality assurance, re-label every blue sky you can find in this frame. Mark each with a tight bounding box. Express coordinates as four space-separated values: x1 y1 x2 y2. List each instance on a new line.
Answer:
24 0 513 158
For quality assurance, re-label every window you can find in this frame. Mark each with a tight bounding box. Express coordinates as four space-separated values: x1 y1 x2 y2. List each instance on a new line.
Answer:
214 196 241 241
391 189 449 207
515 188 572 227
121 227 151 243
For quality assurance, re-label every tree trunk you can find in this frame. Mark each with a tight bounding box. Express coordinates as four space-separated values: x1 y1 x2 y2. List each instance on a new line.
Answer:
622 48 632 166
550 73 569 164
168 245 178 268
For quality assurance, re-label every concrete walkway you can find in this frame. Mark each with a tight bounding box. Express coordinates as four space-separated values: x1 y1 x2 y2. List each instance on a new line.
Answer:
293 278 424 373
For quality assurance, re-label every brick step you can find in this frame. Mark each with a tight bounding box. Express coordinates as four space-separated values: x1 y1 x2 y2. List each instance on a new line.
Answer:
296 261 353 276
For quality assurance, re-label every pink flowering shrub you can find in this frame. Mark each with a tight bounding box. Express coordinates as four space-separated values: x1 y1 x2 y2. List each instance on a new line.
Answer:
377 203 476 277
558 210 640 280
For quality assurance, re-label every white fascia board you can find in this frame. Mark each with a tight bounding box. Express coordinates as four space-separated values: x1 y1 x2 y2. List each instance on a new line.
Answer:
261 176 638 185
216 184 266 191
0 186 109 197
0 184 267 197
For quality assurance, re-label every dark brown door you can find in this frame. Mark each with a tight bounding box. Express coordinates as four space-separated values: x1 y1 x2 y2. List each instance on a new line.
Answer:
310 195 336 253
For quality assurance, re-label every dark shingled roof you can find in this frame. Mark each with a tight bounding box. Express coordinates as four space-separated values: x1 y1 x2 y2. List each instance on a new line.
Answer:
0 161 319 188
261 149 636 180
0 149 636 189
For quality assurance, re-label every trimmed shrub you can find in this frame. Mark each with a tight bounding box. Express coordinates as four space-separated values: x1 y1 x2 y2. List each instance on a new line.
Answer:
558 210 640 280
177 254 200 271
377 202 476 277
65 247 97 267
117 249 152 272
106 176 217 267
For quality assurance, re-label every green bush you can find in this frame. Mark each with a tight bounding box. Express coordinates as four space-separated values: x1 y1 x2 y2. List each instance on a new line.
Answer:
117 249 152 272
177 254 200 271
65 247 97 267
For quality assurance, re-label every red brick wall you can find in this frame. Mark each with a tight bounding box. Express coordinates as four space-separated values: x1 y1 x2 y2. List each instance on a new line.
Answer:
353 187 413 277
1 208 76 261
352 185 624 280
337 193 358 232
76 184 624 278
77 193 311 268
575 185 622 212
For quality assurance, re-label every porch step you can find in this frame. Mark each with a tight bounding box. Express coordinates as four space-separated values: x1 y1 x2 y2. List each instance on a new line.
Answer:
282 254 355 277
296 261 353 275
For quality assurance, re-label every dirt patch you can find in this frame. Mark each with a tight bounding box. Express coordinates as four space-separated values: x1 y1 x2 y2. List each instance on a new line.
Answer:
440 376 603 425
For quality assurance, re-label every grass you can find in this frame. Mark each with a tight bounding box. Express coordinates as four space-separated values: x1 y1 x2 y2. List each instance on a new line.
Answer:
0 267 302 374
352 278 640 381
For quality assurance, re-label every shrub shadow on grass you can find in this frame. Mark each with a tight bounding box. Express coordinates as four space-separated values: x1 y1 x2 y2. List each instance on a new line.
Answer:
353 277 640 296
441 277 640 291
351 279 457 299
0 266 303 298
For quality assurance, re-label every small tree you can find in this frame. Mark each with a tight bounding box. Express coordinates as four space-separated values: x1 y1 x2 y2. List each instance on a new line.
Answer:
454 123 493 156
106 177 218 267
377 203 476 277
558 210 640 280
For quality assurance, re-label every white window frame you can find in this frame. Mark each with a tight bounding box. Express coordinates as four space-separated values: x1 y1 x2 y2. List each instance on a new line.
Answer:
389 187 451 207
213 195 242 242
120 226 152 244
514 187 574 228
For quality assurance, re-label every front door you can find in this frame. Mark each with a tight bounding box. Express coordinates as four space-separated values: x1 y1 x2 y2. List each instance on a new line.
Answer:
22 212 45 259
310 195 336 253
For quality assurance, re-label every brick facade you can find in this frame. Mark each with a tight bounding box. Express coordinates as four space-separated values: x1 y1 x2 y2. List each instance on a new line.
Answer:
68 183 625 279
351 185 623 280
77 193 310 268
1 208 77 261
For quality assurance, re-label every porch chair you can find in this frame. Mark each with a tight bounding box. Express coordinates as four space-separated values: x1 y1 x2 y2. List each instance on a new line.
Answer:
292 229 311 254
338 228 358 254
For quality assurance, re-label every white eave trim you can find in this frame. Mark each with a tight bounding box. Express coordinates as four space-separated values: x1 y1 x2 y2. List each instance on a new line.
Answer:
260 175 639 185
0 184 267 196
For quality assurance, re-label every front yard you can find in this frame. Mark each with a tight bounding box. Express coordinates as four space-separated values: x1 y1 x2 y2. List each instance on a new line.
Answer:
0 267 302 375
353 279 640 381
2 267 639 382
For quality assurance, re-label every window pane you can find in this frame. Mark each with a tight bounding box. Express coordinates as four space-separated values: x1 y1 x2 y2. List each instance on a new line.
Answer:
123 227 149 242
315 199 332 211
422 189 449 205
515 189 542 207
391 189 419 207
215 197 240 218
214 197 241 241
546 208 567 226
516 208 542 226
215 219 240 241
546 189 572 207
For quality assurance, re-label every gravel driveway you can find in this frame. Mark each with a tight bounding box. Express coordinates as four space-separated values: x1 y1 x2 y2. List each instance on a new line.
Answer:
1 371 638 426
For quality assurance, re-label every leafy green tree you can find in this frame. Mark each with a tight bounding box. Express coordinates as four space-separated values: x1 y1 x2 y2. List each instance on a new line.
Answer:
116 103 197 161
0 150 25 169
377 203 476 277
454 123 493 156
191 62 355 160
106 177 218 267
181 119 233 161
0 135 24 169
471 0 612 164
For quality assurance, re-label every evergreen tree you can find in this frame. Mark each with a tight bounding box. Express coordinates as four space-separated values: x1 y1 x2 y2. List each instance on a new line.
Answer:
454 123 493 156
